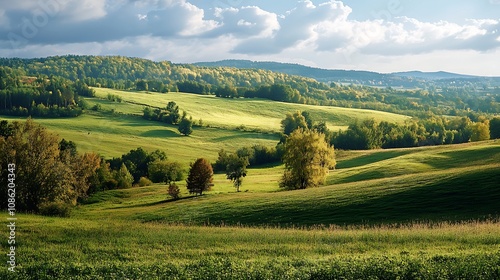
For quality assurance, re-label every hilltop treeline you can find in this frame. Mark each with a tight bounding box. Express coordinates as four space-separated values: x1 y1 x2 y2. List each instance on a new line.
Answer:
1 55 499 117
332 116 492 150
278 110 497 150
0 66 93 117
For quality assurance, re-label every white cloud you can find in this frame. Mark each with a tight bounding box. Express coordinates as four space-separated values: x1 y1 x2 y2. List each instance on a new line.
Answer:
0 0 499 75
213 6 279 38
59 0 108 22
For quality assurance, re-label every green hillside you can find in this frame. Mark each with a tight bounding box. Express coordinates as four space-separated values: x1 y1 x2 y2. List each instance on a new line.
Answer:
93 87 410 132
5 139 495 279
0 88 409 161
75 141 500 226
2 84 499 279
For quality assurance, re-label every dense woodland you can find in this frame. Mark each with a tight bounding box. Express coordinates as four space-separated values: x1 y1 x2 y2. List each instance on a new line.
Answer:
1 55 499 117
0 66 93 117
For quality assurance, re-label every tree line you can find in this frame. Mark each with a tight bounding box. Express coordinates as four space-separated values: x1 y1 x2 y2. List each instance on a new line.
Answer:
331 116 495 150
1 55 498 118
0 66 94 117
142 101 198 136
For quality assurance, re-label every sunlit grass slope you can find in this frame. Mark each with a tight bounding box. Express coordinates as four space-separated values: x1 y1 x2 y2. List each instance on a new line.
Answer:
0 113 279 163
93 87 410 132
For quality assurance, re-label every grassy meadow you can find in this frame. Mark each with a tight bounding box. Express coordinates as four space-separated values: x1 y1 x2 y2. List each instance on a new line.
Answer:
93 87 410 132
1 89 500 278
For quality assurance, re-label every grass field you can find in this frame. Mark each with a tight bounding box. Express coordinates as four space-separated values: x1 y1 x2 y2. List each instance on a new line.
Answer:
93 87 410 132
2 215 499 279
0 113 279 163
2 137 499 278
0 88 408 162
2 92 500 278
72 141 500 226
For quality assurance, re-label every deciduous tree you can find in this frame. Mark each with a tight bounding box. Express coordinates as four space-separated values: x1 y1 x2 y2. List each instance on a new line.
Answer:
280 129 335 190
178 117 193 136
281 111 308 135
225 154 249 192
186 158 213 195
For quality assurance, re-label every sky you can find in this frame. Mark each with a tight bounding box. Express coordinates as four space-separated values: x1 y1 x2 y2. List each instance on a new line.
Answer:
0 0 499 76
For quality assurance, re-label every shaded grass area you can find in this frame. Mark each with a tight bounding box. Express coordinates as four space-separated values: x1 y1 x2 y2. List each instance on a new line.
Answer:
77 163 500 227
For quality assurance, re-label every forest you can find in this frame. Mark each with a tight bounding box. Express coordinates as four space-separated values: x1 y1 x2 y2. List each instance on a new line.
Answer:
1 55 499 118
0 66 93 117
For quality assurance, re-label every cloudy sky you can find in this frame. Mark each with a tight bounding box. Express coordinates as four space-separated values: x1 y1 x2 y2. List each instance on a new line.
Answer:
1 0 499 75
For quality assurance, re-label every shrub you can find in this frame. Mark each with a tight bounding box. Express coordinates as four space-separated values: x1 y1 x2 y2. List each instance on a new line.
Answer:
138 177 153 187
168 183 181 200
39 202 72 217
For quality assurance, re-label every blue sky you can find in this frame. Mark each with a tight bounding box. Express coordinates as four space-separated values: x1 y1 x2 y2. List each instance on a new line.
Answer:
0 0 499 75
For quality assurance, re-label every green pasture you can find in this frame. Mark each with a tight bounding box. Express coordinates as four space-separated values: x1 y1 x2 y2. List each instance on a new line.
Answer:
71 141 500 226
2 90 500 278
0 113 279 163
93 87 410 132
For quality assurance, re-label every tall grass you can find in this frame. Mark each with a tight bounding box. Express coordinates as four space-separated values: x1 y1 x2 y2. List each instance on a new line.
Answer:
2 215 499 279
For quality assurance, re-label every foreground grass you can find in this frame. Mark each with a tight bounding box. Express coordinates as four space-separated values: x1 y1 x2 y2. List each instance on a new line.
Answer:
2 215 500 279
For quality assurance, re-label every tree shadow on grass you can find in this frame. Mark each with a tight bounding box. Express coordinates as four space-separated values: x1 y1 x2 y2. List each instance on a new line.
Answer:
213 133 279 142
191 166 500 227
108 195 203 210
336 150 412 169
424 146 500 170
140 129 181 138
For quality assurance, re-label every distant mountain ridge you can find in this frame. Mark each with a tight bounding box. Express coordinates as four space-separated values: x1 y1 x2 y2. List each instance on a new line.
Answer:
391 71 480 80
193 60 500 87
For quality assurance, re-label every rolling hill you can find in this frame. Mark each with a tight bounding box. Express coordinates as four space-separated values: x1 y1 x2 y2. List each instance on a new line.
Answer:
77 141 500 226
1 82 499 279
0 87 409 161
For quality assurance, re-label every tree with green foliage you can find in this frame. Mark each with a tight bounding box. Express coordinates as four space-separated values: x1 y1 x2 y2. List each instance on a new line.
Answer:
471 121 490 142
0 119 99 211
280 129 336 190
148 160 185 184
59 139 77 157
0 120 14 137
114 163 134 189
109 147 167 183
225 154 249 192
136 80 148 91
281 111 308 135
166 101 181 124
178 117 193 136
214 149 230 173
490 117 500 139
186 158 213 195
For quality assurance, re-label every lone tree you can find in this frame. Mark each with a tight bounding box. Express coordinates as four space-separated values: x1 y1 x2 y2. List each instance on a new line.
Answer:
225 154 249 192
280 128 336 190
186 158 213 195
178 117 193 136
